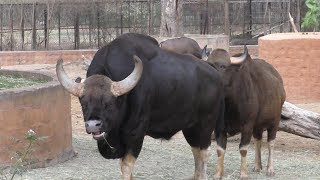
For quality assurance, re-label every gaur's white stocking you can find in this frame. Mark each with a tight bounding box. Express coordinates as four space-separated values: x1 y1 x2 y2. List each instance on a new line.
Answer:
120 153 136 180
214 145 225 179
240 145 249 179
253 138 262 172
267 140 275 176
191 147 209 180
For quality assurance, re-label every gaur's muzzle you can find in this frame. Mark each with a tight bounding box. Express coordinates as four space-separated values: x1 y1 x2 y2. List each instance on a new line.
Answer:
85 120 104 140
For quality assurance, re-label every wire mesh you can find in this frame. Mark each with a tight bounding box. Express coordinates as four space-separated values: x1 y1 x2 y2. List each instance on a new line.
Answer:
0 0 299 51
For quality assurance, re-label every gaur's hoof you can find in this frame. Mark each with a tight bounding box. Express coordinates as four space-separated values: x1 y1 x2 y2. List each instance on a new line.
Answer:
252 166 262 172
183 176 207 180
213 175 222 180
266 169 275 176
240 173 249 180
182 177 194 180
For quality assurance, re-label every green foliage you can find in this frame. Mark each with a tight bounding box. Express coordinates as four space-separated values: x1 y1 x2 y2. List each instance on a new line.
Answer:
0 130 47 180
302 0 320 31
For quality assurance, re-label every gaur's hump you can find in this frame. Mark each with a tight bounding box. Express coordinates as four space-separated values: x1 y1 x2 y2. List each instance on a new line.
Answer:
119 33 159 46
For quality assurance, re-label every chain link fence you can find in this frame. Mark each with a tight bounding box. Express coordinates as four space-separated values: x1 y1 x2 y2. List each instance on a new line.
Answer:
0 0 302 51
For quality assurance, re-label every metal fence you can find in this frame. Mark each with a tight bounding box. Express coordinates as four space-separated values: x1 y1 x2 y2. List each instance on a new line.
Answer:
0 0 302 51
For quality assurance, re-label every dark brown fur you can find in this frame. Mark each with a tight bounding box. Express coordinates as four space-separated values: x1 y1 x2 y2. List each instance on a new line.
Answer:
160 37 209 59
208 48 285 152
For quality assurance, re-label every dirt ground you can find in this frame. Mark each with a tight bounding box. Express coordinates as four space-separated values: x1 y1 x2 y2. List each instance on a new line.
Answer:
2 61 320 180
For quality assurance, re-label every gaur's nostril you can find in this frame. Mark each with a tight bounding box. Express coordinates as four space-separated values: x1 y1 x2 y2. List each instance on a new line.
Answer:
85 120 103 133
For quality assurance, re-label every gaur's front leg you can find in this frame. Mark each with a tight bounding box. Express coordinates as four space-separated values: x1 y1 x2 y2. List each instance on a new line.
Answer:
266 125 278 176
253 128 263 172
120 153 136 180
120 120 145 180
191 147 209 180
120 136 144 180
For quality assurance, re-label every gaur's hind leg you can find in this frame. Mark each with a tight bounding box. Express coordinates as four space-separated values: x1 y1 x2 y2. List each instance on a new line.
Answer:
183 126 212 180
266 125 278 176
252 128 263 172
239 126 253 180
214 129 227 180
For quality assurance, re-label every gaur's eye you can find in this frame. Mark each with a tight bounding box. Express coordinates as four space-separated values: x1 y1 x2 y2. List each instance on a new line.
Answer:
219 65 226 69
104 101 113 109
81 104 88 112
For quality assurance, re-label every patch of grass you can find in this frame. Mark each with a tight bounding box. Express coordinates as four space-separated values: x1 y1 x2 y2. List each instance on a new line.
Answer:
0 75 48 90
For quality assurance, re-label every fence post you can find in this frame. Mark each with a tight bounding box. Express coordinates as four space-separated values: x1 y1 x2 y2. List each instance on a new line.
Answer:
148 0 152 34
0 4 3 51
10 4 13 51
74 10 80 49
20 4 25 50
224 0 230 37
296 0 301 31
32 2 37 50
96 2 100 48
115 1 119 37
58 3 61 48
128 0 131 32
120 2 123 35
280 1 284 32
44 8 48 49
205 0 209 34
248 0 252 36
89 5 93 48
140 1 143 33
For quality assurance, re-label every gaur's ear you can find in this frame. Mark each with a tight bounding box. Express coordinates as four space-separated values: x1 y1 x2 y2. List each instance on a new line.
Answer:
201 45 209 60
206 47 212 56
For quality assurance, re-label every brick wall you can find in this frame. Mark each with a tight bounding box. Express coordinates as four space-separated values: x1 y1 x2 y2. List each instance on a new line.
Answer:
0 49 97 66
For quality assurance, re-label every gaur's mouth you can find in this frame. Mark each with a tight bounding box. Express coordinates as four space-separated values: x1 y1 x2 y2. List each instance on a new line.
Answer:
92 132 105 140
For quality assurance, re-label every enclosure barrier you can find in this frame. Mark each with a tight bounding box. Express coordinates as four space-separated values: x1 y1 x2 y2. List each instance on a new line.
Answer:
0 70 75 168
259 32 320 103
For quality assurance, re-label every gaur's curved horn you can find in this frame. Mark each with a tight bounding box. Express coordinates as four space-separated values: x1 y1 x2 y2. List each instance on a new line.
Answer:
111 55 143 97
230 45 248 64
56 58 84 97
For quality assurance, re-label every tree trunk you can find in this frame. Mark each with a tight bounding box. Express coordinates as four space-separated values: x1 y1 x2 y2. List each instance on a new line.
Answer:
212 101 320 141
296 0 301 31
160 0 183 37
280 101 320 140
263 1 269 34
